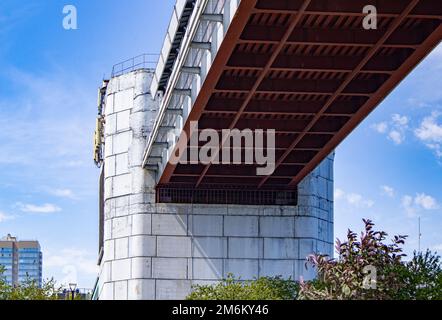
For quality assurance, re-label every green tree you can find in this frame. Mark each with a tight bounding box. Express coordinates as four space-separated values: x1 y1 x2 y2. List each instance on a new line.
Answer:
6 278 61 300
0 266 10 300
0 267 62 300
187 274 299 300
393 250 442 300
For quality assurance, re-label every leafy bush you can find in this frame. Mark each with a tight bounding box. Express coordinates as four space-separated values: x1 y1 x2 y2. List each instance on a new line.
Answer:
0 266 61 300
393 250 442 300
299 219 442 300
187 274 299 300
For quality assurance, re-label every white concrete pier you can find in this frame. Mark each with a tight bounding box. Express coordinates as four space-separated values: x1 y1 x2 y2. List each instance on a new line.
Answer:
94 69 334 300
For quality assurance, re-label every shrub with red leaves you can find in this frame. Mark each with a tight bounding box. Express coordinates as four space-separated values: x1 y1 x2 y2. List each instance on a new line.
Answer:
299 219 408 300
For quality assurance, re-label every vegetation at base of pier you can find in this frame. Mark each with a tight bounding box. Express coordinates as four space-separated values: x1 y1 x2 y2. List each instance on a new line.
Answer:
187 274 300 300
0 269 61 300
0 267 87 300
187 219 442 300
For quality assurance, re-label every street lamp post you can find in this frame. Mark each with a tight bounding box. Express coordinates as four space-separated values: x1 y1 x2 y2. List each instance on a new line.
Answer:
69 283 77 301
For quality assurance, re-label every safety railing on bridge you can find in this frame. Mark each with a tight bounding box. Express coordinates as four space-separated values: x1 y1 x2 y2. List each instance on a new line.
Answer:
111 54 159 78
156 185 298 206
143 0 233 171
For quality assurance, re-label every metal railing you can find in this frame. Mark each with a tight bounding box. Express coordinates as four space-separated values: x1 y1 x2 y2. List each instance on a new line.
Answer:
143 0 227 168
157 185 298 206
111 54 159 78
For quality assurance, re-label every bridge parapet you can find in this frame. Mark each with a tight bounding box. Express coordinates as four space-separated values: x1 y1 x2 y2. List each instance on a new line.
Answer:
144 0 240 182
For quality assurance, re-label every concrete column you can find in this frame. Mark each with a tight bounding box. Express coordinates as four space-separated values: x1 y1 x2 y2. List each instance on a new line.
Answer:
97 70 159 300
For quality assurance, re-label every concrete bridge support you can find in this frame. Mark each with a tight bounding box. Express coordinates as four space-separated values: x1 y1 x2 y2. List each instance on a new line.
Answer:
95 70 334 300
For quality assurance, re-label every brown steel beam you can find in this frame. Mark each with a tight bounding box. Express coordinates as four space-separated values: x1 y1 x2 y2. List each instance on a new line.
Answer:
258 0 422 188
206 97 367 113
185 147 325 153
192 130 336 135
224 66 394 74
286 42 420 49
237 39 420 48
206 98 326 112
212 88 372 97
241 25 433 46
227 53 408 72
195 0 313 187
262 78 385 94
252 9 441 20
174 173 297 179
216 76 386 94
173 163 307 174
173 163 305 178
254 0 441 17
198 116 349 132
203 110 354 117
290 23 442 187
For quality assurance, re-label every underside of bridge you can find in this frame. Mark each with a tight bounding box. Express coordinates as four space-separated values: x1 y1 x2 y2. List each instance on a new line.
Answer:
95 0 442 300
152 0 442 204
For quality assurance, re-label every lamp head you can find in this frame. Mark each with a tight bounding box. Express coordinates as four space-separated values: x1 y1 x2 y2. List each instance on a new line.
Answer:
69 283 77 291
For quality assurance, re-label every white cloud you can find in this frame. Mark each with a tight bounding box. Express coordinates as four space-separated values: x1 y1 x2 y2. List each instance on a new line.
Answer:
392 114 409 127
45 248 98 286
372 114 409 145
335 188 345 200
407 98 431 108
17 202 61 214
64 160 86 168
371 122 388 134
388 130 404 145
0 68 95 168
401 195 415 217
381 185 395 197
335 189 374 208
427 144 442 158
415 112 442 158
402 193 439 218
415 113 442 141
0 211 14 223
346 193 363 205
402 44 442 113
49 188 76 199
432 244 442 252
0 68 98 207
415 193 439 210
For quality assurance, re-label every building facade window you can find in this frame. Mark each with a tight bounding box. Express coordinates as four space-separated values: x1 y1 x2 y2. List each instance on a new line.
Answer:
0 235 42 287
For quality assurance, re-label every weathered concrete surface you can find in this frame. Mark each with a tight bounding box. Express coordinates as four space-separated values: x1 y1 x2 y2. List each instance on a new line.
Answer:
96 70 334 300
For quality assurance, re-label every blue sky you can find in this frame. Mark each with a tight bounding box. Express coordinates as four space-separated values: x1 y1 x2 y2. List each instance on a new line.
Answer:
0 1 441 288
